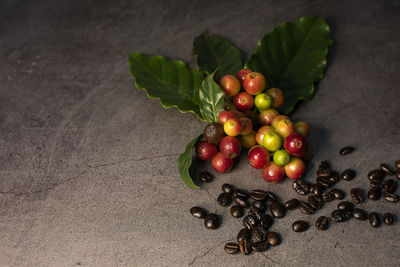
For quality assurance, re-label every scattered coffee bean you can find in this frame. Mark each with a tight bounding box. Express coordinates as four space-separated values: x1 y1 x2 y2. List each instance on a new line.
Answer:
260 214 273 229
319 160 330 170
341 169 356 181
339 146 354 155
230 205 244 218
383 213 394 225
370 180 384 189
252 241 269 252
237 228 251 242
243 215 258 230
222 183 234 194
384 179 397 193
239 237 252 255
311 183 323 197
251 226 267 241
352 208 368 220
217 193 232 206
292 180 310 195
250 190 268 201
368 188 381 201
199 171 213 183
266 232 281 246
270 201 286 218
328 171 340 184
190 207 207 219
331 188 345 200
315 216 329 230
396 160 400 169
350 188 364 204
317 168 332 178
383 191 399 203
368 212 380 227
235 189 250 199
308 195 322 210
252 200 267 212
265 191 278 202
396 169 400 180
204 214 220 229
299 201 315 215
367 169 385 181
380 163 394 175
285 198 300 210
316 177 334 188
337 201 354 212
224 242 240 254
248 208 262 221
331 209 351 222
292 220 309 232
322 190 335 202
234 195 250 208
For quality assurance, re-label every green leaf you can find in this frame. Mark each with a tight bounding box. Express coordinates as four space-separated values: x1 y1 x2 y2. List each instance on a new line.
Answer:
193 30 242 81
245 15 332 114
199 71 225 123
128 52 205 119
178 134 203 189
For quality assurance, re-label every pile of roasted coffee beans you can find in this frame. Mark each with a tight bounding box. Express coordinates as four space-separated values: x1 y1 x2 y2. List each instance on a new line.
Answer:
189 148 399 256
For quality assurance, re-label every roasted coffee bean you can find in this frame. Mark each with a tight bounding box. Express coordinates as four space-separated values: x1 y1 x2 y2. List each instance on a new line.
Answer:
383 213 394 225
369 212 380 227
265 191 278 202
331 209 351 222
370 180 384 189
311 183 323 197
252 241 269 252
317 169 332 178
204 214 220 229
319 160 330 170
239 237 252 255
384 179 397 193
234 195 250 208
217 193 232 206
248 208 262 221
341 169 356 181
230 205 244 218
380 163 394 175
339 146 354 155
396 169 400 180
316 177 334 188
252 200 267 212
337 201 354 212
250 190 268 201
383 191 399 203
190 207 207 219
352 208 368 220
292 180 310 195
237 228 251 242
251 226 267 242
350 188 364 204
299 201 314 215
331 188 345 200
328 171 340 184
235 189 249 199
368 188 381 201
270 201 286 218
285 198 300 210
292 220 309 232
308 195 322 210
267 232 281 246
224 242 240 254
260 214 273 229
396 160 400 169
321 190 335 202
199 171 213 183
243 215 258 230
222 183 234 194
315 216 329 230
368 169 385 181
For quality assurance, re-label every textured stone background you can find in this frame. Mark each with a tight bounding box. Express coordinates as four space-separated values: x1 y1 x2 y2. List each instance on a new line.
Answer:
0 0 399 266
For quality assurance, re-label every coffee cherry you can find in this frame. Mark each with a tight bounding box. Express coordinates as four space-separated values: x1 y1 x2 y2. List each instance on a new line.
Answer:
262 162 285 183
259 108 279 126
238 131 257 149
243 72 266 95
265 88 284 108
220 75 241 96
262 131 283 152
236 69 252 82
196 141 217 161
239 117 252 135
294 122 310 137
273 149 291 166
212 152 233 173
256 125 274 145
248 146 270 169
218 110 235 125
220 136 241 159
224 118 242 136
271 115 290 128
274 118 295 138
284 133 307 155
234 92 254 111
204 123 224 145
284 157 306 180
254 93 272 111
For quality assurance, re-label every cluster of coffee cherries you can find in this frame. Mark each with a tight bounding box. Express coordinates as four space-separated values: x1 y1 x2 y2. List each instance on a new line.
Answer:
196 69 311 183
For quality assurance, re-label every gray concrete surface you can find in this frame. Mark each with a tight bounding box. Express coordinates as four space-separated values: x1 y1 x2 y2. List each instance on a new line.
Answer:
1 0 399 266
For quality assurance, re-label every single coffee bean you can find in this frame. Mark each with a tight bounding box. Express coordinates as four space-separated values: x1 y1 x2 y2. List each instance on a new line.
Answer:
316 177 334 188
350 188 364 204
265 191 278 202
368 212 380 227
199 171 213 183
250 189 268 201
239 237 252 255
252 241 269 252
352 208 368 220
370 180 384 189
331 188 345 200
204 214 220 229
270 201 286 218
224 242 240 254
190 207 207 219
315 216 329 230
252 200 267 212
319 160 329 170
368 188 381 201
292 180 310 195
230 205 244 218
341 169 356 181
251 226 267 242
396 169 400 180
317 169 332 178
383 213 394 225
331 209 351 222
337 201 354 212
383 191 399 203
396 160 400 169
243 215 258 230
260 214 273 229
292 220 309 232
299 202 314 215
339 146 354 155
248 208 262 222
322 190 335 202
308 195 322 210
285 198 300 210
222 183 234 194
235 188 249 199
368 169 385 181
234 195 250 208
328 171 340 184
217 193 232 206
384 179 397 193
237 228 251 242
380 163 394 175
311 183 323 197
266 232 281 246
